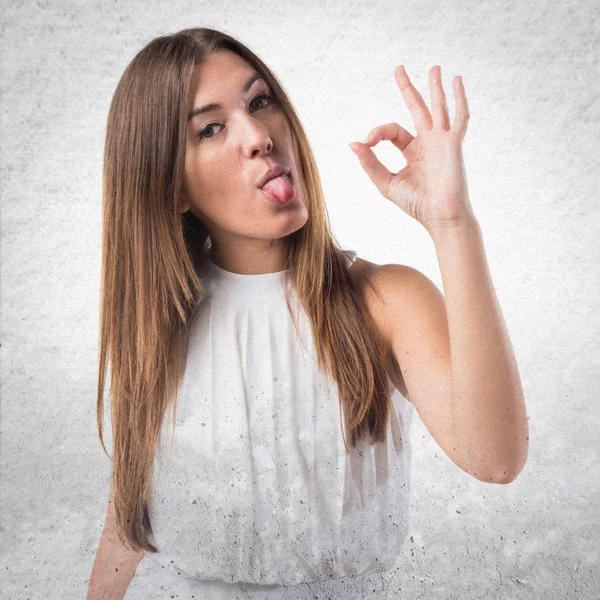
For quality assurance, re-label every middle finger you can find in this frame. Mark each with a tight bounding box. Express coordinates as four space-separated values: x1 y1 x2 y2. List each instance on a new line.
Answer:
394 65 433 132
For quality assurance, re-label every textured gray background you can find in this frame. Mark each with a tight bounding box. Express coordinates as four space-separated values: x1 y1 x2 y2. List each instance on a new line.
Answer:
1 0 599 598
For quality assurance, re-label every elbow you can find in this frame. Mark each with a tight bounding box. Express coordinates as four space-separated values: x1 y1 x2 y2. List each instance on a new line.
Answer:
493 453 528 484
493 470 520 485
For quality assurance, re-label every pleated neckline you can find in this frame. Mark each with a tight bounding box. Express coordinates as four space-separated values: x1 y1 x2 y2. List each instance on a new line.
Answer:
203 249 357 300
205 257 290 299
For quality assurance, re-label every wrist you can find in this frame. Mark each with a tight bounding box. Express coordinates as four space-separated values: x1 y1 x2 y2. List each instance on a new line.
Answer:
424 216 481 240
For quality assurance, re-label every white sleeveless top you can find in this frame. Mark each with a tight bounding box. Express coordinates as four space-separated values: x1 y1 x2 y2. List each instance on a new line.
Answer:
147 250 414 587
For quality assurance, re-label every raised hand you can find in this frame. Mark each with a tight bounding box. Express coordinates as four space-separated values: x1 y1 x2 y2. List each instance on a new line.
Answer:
349 65 476 233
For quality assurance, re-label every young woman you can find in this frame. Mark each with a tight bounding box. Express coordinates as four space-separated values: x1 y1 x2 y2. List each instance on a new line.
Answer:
86 26 528 599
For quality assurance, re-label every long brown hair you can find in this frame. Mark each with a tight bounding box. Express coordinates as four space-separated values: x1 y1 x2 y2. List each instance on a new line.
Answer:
97 26 394 554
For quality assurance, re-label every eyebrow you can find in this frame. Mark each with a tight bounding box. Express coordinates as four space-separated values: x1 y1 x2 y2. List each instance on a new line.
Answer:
187 72 265 122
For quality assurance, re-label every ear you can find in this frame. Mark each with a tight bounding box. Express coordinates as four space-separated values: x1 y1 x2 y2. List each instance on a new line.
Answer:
180 195 191 214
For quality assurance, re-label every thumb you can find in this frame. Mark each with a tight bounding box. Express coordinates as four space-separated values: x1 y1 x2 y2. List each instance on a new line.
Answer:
348 142 394 200
348 141 364 153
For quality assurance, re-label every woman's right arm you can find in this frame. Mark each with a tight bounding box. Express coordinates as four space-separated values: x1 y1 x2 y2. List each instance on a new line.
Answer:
86 497 144 600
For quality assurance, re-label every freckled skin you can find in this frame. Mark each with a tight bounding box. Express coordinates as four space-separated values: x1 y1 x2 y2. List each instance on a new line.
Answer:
181 49 309 274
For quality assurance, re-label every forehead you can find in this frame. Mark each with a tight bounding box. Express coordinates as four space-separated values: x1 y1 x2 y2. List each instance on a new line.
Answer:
189 50 257 96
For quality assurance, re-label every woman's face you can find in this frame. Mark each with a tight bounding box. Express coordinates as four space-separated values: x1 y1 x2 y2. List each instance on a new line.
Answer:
182 49 308 268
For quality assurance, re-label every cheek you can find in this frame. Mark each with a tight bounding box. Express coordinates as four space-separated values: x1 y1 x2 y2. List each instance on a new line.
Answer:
186 159 234 197
187 170 259 219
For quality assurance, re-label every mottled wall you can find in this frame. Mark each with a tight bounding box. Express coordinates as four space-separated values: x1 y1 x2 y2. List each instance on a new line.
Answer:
1 0 598 598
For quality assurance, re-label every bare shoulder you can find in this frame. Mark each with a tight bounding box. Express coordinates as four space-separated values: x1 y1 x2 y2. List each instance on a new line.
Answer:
350 256 421 335
349 257 414 399
351 257 434 308
350 256 415 307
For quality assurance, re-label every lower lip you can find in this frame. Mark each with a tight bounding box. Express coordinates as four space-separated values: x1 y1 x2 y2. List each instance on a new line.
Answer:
258 176 296 205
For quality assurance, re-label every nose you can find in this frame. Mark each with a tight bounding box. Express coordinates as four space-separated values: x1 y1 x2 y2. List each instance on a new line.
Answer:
238 115 273 156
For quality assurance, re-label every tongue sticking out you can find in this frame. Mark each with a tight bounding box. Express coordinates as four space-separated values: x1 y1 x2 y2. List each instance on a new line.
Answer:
260 173 294 203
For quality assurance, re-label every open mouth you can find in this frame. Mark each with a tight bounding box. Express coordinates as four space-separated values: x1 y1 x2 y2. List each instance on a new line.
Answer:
259 172 295 204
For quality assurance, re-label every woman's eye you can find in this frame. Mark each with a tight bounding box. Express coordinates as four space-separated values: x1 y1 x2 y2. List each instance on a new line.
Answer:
196 94 277 142
197 122 222 142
